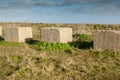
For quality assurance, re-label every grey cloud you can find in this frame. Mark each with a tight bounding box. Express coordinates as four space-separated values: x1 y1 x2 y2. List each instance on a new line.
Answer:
29 0 117 7
0 0 120 15
0 0 33 9
74 1 120 14
0 0 118 8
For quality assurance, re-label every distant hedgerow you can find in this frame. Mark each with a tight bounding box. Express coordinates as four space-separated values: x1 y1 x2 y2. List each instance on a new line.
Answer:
35 41 73 51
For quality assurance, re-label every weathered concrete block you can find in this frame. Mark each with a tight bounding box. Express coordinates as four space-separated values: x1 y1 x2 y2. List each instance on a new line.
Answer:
4 27 33 42
41 27 72 43
0 26 2 36
94 30 120 52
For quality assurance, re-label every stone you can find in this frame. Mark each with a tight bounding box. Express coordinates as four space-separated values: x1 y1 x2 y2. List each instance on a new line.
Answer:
0 26 2 36
40 27 72 43
4 27 33 42
94 30 120 52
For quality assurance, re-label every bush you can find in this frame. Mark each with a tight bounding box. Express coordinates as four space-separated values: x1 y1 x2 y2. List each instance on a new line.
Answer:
35 41 73 51
71 34 93 49
73 34 92 42
94 24 106 30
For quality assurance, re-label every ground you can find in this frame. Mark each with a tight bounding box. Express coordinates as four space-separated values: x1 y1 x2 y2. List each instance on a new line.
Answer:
0 23 120 80
0 42 119 80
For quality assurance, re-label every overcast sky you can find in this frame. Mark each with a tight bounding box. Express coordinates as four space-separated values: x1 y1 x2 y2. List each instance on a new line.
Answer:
0 0 120 24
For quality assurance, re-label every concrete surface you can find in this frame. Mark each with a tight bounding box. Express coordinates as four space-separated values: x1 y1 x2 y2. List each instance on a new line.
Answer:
4 27 33 42
94 30 120 52
41 27 72 43
0 26 2 36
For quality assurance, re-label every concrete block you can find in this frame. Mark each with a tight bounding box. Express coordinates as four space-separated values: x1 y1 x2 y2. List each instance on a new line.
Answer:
94 30 120 52
4 27 33 42
0 26 2 36
41 27 72 43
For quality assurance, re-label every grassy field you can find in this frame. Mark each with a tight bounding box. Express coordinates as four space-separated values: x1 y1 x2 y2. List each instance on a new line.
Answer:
0 23 120 80
0 42 119 80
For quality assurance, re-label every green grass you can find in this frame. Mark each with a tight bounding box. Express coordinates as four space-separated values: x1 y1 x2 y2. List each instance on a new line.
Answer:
0 42 25 46
35 41 73 51
70 34 93 49
73 34 93 42
0 23 120 80
0 42 119 80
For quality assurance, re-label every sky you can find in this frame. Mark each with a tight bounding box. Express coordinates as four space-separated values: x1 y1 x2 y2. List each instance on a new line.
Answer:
0 0 120 24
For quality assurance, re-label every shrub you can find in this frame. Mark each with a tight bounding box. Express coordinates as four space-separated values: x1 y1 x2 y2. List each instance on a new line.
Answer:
35 41 73 51
71 34 93 49
73 34 92 42
94 24 106 30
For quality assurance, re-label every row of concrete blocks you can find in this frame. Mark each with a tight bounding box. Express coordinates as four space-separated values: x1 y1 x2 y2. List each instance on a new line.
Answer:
41 29 120 52
0 26 120 52
0 27 73 43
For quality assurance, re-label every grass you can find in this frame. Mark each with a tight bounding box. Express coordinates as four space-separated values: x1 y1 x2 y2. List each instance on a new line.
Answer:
0 43 119 80
35 41 73 51
70 34 93 49
0 42 25 46
0 23 119 80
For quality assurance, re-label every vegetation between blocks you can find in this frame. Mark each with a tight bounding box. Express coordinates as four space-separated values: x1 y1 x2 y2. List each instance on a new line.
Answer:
0 23 120 80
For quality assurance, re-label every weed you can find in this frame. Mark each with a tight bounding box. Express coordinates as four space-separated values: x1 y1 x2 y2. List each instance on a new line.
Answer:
35 41 73 51
94 24 106 29
0 23 119 80
18 68 32 76
10 55 21 64
70 34 93 49
73 34 92 42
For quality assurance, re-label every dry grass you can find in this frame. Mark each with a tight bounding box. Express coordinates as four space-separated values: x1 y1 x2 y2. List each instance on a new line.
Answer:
0 23 119 80
0 43 119 80
1 23 120 40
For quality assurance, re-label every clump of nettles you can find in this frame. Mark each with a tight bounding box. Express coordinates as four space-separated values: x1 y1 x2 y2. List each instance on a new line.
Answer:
35 41 73 50
70 34 93 49
73 34 92 42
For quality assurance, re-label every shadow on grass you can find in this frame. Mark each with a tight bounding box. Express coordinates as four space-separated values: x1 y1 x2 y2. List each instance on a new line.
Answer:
0 36 4 42
26 39 39 45
69 41 93 49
